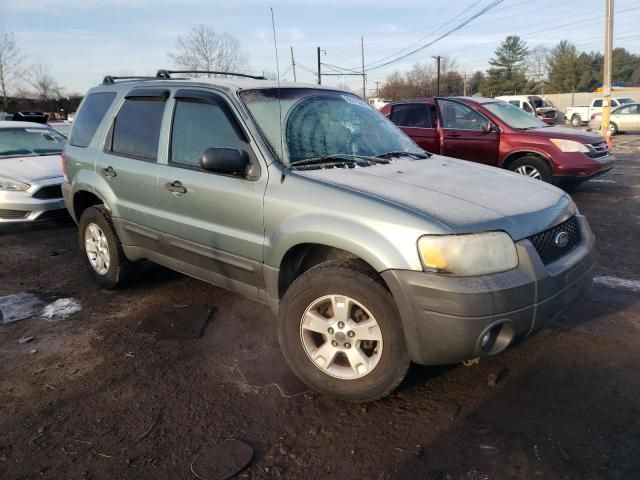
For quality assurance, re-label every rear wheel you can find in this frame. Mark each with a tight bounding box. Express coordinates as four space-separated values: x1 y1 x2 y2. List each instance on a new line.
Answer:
278 261 410 402
508 156 553 183
609 122 618 136
570 114 582 127
78 205 131 289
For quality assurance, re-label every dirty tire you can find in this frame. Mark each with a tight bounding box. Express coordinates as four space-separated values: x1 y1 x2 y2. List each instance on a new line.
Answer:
278 261 410 402
508 156 553 183
571 114 582 127
78 205 131 289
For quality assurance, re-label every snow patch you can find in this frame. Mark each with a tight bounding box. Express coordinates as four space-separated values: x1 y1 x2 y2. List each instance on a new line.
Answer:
0 293 44 324
593 276 640 293
41 298 81 320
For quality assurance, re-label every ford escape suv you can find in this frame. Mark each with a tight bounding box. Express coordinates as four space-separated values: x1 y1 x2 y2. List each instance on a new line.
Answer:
62 70 595 402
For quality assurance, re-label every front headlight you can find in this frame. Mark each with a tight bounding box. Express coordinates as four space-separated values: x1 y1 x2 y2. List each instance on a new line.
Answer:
549 138 590 153
417 232 518 276
0 176 30 191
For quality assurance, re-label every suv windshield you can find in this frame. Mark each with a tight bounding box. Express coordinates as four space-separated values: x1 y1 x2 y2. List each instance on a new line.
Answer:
484 101 548 129
0 127 66 158
239 88 424 165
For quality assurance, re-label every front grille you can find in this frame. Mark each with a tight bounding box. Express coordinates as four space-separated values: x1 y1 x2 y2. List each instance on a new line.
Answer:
32 184 63 199
528 216 581 265
586 142 609 159
0 209 29 219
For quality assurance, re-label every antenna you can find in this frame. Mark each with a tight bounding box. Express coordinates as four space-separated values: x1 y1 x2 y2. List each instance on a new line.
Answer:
271 7 285 173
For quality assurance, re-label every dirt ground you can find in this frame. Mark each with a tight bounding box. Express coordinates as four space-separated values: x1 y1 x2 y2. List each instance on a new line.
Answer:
1 136 639 480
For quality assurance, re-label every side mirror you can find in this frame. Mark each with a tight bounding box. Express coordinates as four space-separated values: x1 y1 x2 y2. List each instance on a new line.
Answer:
200 148 250 176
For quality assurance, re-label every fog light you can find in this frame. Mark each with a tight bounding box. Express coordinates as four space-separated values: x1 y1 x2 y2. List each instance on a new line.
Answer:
481 332 491 349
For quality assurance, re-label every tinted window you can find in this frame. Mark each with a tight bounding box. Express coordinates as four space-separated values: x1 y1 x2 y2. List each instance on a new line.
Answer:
70 92 116 147
170 100 245 167
593 99 603 108
110 98 165 160
390 104 432 128
439 100 489 131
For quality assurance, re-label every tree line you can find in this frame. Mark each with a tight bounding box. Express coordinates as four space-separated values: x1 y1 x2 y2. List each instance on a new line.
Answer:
379 35 640 100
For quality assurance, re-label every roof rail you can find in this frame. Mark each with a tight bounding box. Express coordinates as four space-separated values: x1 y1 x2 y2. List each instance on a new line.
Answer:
103 75 157 84
156 69 266 80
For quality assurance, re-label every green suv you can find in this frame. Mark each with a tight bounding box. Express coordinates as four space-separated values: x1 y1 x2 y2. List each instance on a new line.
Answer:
62 70 595 401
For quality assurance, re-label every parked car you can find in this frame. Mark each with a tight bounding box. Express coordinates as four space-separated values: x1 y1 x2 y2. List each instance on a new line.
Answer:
0 121 67 223
588 103 640 135
63 72 595 401
496 95 559 125
565 96 636 127
0 112 13 121
12 111 49 124
381 97 614 186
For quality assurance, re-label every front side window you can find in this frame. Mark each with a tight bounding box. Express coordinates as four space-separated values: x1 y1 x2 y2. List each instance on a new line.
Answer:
0 127 66 158
239 88 423 164
109 98 165 160
523 102 534 114
390 104 432 128
593 99 603 108
439 99 488 131
69 92 116 147
170 100 246 167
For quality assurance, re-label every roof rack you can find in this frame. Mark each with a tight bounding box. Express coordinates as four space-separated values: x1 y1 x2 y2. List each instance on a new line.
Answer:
155 69 266 80
103 75 157 84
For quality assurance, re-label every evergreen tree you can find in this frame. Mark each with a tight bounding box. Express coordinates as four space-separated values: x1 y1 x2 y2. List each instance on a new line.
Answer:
481 35 529 96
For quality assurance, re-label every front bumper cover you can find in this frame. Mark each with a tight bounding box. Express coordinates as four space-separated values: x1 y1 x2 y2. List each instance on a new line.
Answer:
382 215 595 365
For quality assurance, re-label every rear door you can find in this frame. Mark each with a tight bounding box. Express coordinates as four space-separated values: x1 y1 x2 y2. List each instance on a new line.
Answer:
388 103 439 153
156 88 267 290
95 88 167 251
435 98 499 165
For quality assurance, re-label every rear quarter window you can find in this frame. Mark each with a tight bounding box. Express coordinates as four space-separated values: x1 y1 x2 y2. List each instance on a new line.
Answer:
69 92 116 147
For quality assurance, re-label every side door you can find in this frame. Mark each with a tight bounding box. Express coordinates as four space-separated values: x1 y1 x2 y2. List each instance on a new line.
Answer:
95 88 167 251
157 88 267 291
614 104 640 131
435 98 499 166
388 103 439 153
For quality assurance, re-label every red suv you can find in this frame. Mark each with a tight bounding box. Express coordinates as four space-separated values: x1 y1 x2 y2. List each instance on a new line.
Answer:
381 97 614 186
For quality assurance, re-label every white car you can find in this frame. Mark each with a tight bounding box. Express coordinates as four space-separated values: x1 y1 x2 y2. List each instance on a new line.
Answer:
0 121 67 223
566 97 637 127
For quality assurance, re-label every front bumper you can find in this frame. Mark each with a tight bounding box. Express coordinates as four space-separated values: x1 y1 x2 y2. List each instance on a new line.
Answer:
382 215 595 365
0 178 66 223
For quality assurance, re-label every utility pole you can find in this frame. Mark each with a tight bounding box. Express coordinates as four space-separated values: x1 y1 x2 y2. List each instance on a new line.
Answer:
463 73 468 96
375 81 380 97
361 37 366 100
290 46 297 82
600 0 614 139
317 46 321 85
432 55 442 96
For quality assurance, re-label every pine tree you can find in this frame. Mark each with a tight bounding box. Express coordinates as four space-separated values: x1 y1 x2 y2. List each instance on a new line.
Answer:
481 35 528 96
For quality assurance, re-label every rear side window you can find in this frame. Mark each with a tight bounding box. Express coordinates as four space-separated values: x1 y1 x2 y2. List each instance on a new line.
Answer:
69 92 116 147
390 104 432 128
108 98 165 161
170 100 245 167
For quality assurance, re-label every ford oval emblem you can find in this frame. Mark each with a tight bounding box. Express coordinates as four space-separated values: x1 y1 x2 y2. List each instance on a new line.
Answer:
554 231 569 248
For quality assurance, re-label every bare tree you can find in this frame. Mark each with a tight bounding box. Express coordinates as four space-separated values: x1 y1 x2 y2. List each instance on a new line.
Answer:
23 62 62 102
0 30 23 110
168 25 249 76
527 45 550 81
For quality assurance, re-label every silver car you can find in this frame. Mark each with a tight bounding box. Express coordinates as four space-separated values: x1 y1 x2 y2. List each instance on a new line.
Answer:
0 121 67 223
588 103 640 135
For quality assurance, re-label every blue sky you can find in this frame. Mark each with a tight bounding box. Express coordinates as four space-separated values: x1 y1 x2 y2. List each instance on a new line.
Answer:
1 0 639 95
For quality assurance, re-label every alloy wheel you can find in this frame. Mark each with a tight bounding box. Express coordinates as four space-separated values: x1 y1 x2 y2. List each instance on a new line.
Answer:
84 223 110 275
300 295 383 380
515 165 542 180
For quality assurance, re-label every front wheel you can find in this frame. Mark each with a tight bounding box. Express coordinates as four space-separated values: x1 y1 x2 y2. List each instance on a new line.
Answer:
278 261 410 402
508 156 553 183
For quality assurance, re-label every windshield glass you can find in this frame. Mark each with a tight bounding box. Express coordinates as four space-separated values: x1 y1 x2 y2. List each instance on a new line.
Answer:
618 97 636 105
239 88 424 164
0 127 66 158
483 101 548 129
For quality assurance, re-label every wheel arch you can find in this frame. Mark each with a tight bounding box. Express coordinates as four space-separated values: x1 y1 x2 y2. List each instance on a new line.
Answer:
501 150 552 171
72 190 106 223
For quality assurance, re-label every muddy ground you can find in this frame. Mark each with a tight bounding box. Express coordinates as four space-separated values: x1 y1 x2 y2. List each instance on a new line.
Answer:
1 136 639 480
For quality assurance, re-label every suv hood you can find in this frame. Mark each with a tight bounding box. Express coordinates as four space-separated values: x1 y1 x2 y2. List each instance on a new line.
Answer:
524 125 603 144
0 154 63 182
298 156 575 241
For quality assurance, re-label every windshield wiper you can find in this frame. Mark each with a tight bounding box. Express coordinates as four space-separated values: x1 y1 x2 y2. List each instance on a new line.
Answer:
375 151 430 160
289 154 389 170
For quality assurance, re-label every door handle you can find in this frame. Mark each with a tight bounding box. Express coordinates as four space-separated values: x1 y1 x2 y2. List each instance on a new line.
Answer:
165 180 187 195
102 166 117 178
448 133 461 138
